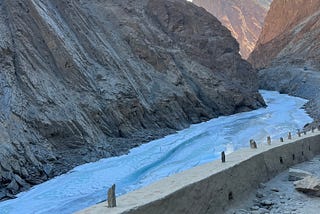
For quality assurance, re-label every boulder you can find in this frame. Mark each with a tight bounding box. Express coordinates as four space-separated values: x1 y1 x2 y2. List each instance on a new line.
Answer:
288 168 312 181
294 176 320 197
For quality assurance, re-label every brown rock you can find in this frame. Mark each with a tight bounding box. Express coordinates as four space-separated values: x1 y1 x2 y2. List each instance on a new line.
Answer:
249 0 320 70
192 0 272 59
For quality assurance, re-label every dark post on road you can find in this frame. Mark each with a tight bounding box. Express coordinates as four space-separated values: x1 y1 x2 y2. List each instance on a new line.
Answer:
221 151 226 163
250 139 257 149
108 184 117 208
267 136 271 145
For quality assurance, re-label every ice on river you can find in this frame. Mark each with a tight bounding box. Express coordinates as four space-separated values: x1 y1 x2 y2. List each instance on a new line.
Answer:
0 91 313 214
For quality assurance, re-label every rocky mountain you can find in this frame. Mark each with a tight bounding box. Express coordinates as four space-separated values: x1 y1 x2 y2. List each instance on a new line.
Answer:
249 0 320 126
0 0 264 199
249 0 320 70
192 0 272 59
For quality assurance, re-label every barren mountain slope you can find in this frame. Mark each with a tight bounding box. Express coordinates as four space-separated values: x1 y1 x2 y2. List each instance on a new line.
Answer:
0 0 264 199
249 0 320 127
192 0 272 59
249 0 320 70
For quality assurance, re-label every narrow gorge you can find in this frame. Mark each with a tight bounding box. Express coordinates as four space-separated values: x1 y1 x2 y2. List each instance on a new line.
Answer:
249 0 320 126
0 0 265 200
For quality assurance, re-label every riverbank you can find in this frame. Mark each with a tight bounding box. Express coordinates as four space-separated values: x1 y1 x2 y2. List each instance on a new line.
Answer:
0 90 312 213
258 66 320 128
78 130 320 214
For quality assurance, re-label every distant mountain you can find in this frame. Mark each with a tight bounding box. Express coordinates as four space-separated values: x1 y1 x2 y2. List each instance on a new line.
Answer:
249 0 320 70
192 0 272 59
249 0 320 127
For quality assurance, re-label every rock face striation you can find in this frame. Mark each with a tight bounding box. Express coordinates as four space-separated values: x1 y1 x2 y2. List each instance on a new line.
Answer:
249 0 320 126
0 0 264 198
249 0 320 70
192 0 272 59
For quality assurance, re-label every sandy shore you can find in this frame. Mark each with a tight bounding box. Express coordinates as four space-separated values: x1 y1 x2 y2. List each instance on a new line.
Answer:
230 155 320 214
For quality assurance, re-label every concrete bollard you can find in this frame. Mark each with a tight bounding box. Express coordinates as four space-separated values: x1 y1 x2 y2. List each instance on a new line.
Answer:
280 137 284 142
107 184 117 208
250 139 257 149
267 136 271 145
221 151 226 163
288 132 292 140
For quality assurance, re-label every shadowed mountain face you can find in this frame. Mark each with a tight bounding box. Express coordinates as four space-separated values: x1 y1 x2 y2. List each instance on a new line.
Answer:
0 0 264 198
249 0 320 70
192 0 272 59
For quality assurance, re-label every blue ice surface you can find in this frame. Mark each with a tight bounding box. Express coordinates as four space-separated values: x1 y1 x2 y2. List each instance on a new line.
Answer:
0 90 313 214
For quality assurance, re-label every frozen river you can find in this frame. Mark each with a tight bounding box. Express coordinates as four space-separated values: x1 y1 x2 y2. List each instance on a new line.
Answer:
0 91 313 214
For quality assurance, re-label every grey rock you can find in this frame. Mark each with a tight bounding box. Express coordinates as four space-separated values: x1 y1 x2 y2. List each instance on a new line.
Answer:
288 168 312 181
0 0 265 196
258 208 270 214
43 164 53 177
234 209 250 214
5 192 17 200
256 191 265 198
294 176 320 197
260 200 274 206
0 190 6 200
6 180 19 194
259 183 267 189
13 174 26 187
251 206 260 211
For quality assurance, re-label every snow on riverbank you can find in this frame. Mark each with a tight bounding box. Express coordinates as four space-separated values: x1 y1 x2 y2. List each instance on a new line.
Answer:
0 91 313 214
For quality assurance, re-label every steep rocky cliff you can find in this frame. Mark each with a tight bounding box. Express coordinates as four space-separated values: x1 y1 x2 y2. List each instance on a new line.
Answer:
192 0 272 59
0 0 264 199
249 0 320 127
249 0 320 70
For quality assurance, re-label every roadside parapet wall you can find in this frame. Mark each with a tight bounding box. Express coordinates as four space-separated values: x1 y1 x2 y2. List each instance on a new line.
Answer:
78 130 320 214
